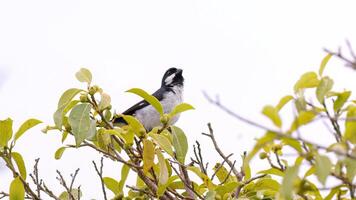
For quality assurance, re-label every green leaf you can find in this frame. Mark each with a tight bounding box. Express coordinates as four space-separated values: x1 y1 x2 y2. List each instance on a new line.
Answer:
171 126 188 164
303 166 315 178
334 91 351 112
316 76 334 104
280 165 299 200
99 92 111 110
325 186 342 200
257 168 284 176
59 189 81 200
289 111 316 133
55 147 67 160
0 118 13 147
68 103 93 146
14 119 42 141
293 71 319 92
169 103 194 117
123 115 145 136
126 88 163 115
75 68 92 84
344 158 356 182
262 105 282 128
156 149 169 185
187 166 215 190
9 177 24 200
315 154 332 185
215 181 239 197
276 95 294 111
213 163 237 183
11 152 26 180
118 164 130 195
205 191 217 200
345 105 356 144
319 53 332 76
103 177 120 195
148 132 174 157
54 88 82 129
143 139 155 174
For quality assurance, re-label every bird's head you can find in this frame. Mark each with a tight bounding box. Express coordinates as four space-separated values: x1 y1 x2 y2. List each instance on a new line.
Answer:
161 67 184 88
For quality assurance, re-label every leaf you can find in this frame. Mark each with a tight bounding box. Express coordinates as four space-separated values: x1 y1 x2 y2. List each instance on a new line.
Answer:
75 68 92 84
293 71 319 92
257 168 284 176
55 147 67 160
68 103 93 146
143 139 155 174
9 177 25 200
334 91 351 112
14 119 42 141
54 88 82 129
303 166 315 178
11 152 26 180
205 191 217 200
213 163 237 183
118 164 130 194
316 76 334 104
325 186 342 200
345 105 356 144
289 111 316 133
280 165 299 200
262 105 282 128
319 53 332 76
59 189 81 200
344 158 356 182
215 181 239 197
126 88 163 115
156 149 169 185
103 177 120 195
315 154 332 185
171 126 188 164
169 103 194 117
0 118 13 147
123 115 145 136
187 166 215 190
148 132 174 157
276 95 293 111
99 92 111 110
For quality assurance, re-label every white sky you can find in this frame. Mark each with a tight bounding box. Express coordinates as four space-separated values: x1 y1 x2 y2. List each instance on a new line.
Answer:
1 0 356 199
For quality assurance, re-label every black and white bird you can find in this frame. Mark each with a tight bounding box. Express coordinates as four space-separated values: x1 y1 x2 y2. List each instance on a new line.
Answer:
114 68 184 130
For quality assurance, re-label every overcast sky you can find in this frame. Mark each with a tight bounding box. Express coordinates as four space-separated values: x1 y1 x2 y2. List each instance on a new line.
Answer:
1 0 356 198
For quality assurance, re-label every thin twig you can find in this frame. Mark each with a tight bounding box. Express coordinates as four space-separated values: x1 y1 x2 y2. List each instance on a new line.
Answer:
93 158 108 200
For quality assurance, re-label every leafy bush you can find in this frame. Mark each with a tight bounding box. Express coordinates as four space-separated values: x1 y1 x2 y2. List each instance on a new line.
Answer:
1 51 356 200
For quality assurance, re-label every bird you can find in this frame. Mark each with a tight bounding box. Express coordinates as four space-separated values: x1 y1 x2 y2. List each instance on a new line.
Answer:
113 67 184 130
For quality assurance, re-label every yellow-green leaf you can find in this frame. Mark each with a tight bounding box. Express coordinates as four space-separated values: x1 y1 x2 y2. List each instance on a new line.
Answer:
68 103 93 146
315 154 332 185
276 95 294 111
262 105 282 128
123 115 145 136
334 91 351 112
345 105 356 144
156 149 169 185
54 88 82 129
213 163 237 183
103 177 120 195
148 132 174 157
187 166 215 189
280 165 299 200
0 118 13 147
99 92 111 110
143 139 155 174
289 111 316 133
14 119 42 141
9 177 24 200
316 76 333 104
171 126 188 164
258 168 284 177
319 53 332 76
75 68 92 84
118 164 130 194
11 152 26 180
126 88 163 115
55 147 67 160
169 103 194 117
293 72 319 92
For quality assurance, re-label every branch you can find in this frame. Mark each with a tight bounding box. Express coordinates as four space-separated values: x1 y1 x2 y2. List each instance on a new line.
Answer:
56 169 79 200
92 158 108 200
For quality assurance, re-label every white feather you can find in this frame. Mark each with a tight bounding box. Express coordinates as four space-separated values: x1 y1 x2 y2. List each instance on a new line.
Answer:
134 86 183 130
164 73 175 85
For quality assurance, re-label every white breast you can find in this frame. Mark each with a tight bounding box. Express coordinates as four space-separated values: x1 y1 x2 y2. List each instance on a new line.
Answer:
135 86 183 130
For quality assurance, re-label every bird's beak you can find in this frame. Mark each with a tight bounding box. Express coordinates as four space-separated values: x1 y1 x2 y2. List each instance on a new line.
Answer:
176 69 183 75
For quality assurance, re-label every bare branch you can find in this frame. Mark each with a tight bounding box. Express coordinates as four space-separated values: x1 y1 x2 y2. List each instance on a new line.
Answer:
92 158 108 200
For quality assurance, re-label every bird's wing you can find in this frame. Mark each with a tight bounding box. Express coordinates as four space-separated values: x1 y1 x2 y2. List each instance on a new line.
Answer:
122 87 166 115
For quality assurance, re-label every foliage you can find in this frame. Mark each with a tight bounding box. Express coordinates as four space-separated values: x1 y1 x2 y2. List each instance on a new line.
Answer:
1 51 356 200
